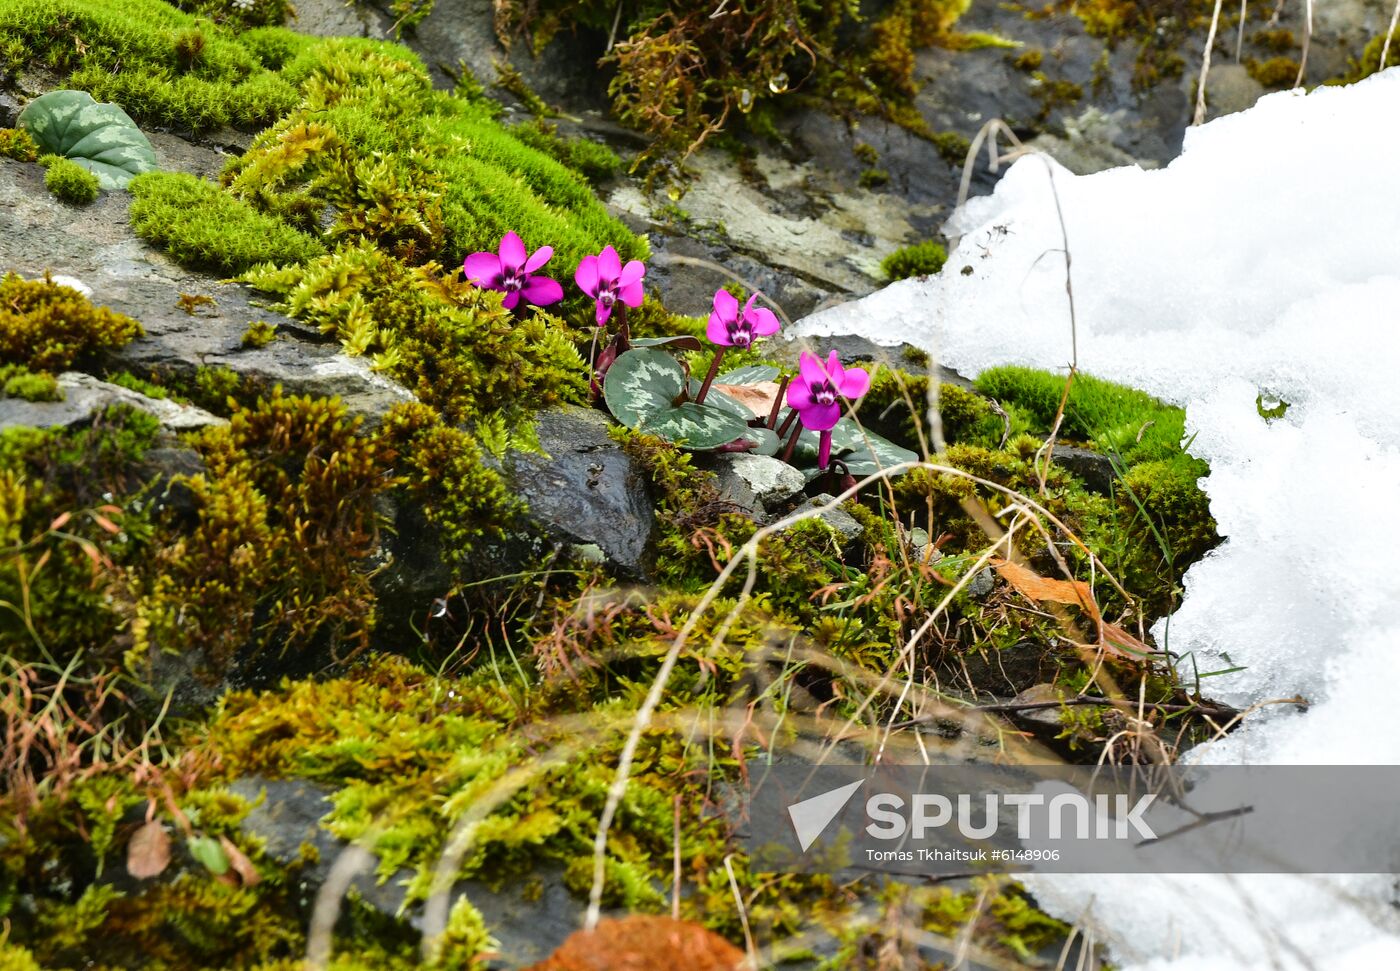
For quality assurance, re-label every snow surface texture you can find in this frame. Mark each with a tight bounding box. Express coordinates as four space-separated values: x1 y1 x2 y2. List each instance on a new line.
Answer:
796 70 1400 968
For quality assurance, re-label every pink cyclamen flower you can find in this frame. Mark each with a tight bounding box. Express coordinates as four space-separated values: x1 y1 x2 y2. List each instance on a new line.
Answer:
787 351 871 468
463 231 563 310
575 245 645 326
706 290 781 349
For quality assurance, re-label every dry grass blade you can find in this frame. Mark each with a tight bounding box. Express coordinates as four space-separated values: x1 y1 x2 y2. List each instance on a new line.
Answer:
1195 0 1226 125
1383 0 1400 71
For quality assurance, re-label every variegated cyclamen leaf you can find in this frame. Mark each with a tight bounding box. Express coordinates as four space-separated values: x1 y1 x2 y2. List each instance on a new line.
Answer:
688 381 752 422
641 403 750 450
717 364 780 384
604 348 686 428
19 90 157 190
792 419 919 476
628 335 704 351
740 425 781 456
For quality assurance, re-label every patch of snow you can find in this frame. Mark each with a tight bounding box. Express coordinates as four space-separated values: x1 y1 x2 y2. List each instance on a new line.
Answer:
796 69 1400 968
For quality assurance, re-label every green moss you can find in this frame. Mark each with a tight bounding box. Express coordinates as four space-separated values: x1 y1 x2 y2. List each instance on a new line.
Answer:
1345 27 1400 81
1013 48 1043 70
128 171 326 274
1245 55 1299 88
0 365 62 401
39 153 100 204
379 401 522 567
858 167 889 188
132 389 387 671
929 129 971 165
241 319 278 348
0 0 299 131
0 272 142 372
0 126 38 161
972 365 1188 465
881 239 948 280
510 118 622 184
243 241 587 424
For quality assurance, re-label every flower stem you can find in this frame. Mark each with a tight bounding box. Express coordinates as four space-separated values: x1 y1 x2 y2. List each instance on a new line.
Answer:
779 420 803 464
616 303 630 353
818 430 833 470
694 347 725 405
775 407 799 440
767 375 790 429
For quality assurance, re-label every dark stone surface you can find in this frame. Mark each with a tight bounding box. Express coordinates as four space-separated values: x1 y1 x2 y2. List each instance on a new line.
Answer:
1051 444 1118 495
504 406 657 576
0 159 416 422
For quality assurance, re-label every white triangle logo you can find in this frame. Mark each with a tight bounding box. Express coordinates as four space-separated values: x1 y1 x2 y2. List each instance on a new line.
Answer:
787 779 864 851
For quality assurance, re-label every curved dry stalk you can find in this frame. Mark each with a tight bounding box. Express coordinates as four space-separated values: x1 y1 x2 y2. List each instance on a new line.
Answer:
305 844 375 968
1294 0 1312 87
653 253 793 329
1195 0 1226 125
1382 0 1400 72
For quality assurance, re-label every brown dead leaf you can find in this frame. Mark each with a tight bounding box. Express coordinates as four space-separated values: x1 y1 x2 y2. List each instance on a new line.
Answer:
1101 622 1154 661
992 559 1097 614
48 511 72 531
713 381 783 418
993 559 1151 663
218 835 261 887
91 513 121 535
127 820 171 880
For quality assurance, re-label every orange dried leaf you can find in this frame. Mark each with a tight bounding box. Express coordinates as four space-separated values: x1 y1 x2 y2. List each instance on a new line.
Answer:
1101 622 1154 661
91 514 121 535
218 835 261 887
713 381 783 418
48 511 72 531
127 820 171 880
992 559 1098 617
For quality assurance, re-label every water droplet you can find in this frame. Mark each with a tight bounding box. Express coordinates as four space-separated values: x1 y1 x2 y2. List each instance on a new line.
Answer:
737 88 754 113
768 72 789 94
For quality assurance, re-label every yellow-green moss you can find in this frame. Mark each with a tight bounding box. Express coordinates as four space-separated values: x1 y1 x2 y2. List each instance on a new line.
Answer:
40 153 101 204
1245 55 1300 88
0 365 62 401
0 272 142 372
0 126 38 161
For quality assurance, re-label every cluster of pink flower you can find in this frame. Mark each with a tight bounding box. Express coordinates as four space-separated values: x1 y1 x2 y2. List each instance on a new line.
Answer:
464 232 869 469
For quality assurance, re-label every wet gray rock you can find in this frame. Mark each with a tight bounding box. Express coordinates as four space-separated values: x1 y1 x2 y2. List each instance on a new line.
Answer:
0 159 415 422
1051 445 1117 495
712 454 805 515
504 407 657 576
0 372 223 432
966 567 995 600
231 774 612 966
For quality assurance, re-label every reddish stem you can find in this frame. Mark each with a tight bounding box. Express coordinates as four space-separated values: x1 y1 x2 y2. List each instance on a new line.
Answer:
779 420 803 463
694 347 725 405
616 303 631 353
818 430 833 470
767 375 791 429
775 407 799 440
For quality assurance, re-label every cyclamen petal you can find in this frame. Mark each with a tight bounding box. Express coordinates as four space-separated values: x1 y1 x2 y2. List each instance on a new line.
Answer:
576 256 601 297
464 251 503 287
597 246 622 282
748 306 781 336
498 231 527 272
839 367 871 399
618 260 646 288
803 402 842 432
595 301 614 326
798 351 830 388
712 288 739 321
618 279 645 308
524 245 554 273
706 313 734 346
519 275 564 306
786 379 814 410
501 289 522 311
